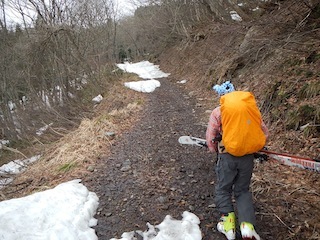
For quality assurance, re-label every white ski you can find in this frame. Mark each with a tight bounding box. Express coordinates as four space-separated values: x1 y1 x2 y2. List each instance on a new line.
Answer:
178 136 320 173
178 136 207 147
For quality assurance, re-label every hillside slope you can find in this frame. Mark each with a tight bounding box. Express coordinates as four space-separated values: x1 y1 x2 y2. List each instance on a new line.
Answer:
0 1 319 239
158 1 320 160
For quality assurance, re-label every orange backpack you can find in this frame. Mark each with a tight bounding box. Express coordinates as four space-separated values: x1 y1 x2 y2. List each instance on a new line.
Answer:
220 91 266 157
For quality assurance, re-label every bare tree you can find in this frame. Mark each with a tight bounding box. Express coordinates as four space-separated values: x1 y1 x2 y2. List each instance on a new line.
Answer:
115 0 212 58
0 0 119 141
0 0 7 29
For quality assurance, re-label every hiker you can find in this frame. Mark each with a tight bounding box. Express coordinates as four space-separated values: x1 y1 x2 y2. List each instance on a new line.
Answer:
206 81 269 240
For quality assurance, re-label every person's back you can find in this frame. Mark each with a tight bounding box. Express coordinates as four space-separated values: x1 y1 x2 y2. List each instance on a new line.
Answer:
206 81 269 240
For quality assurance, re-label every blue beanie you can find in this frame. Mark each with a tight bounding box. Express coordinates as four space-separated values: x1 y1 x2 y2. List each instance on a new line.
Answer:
213 81 235 96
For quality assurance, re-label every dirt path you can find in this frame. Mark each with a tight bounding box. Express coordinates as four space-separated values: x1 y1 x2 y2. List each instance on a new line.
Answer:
85 77 225 239
83 76 320 240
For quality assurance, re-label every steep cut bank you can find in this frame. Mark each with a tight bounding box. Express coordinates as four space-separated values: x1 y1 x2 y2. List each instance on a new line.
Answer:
158 1 320 159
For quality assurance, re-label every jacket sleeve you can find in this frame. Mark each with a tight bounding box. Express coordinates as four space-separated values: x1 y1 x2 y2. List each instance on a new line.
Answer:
261 120 269 140
206 107 222 153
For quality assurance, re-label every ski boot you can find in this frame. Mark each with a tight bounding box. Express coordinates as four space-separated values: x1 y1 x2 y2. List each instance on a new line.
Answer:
240 222 261 240
217 212 236 240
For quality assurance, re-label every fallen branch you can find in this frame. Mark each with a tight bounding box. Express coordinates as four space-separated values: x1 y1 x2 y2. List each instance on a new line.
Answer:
257 212 293 232
289 187 320 196
0 172 15 178
3 179 33 195
2 146 28 159
0 191 6 200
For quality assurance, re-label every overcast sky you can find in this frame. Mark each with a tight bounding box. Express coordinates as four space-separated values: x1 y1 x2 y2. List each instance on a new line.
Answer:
4 0 144 26
116 0 137 16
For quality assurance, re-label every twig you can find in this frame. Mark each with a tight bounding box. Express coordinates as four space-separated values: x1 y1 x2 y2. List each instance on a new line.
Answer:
0 172 15 178
257 212 294 232
0 191 6 200
2 146 28 158
49 127 66 137
4 179 33 195
296 10 312 28
289 187 320 196
274 213 294 232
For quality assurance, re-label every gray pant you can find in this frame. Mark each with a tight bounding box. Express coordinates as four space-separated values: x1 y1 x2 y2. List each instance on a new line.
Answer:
215 153 256 225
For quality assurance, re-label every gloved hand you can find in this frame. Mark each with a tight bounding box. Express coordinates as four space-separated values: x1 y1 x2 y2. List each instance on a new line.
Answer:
254 153 268 163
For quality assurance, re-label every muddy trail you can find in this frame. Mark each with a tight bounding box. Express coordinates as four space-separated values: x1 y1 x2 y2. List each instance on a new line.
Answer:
84 77 266 240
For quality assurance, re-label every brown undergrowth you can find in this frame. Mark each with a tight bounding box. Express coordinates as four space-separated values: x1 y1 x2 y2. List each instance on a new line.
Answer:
0 75 146 200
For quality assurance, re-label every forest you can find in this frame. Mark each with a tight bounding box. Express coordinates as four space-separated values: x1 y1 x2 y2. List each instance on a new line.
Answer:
0 0 319 166
0 1 319 239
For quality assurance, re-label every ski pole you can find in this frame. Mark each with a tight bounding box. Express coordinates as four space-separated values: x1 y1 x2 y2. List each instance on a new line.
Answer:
259 149 320 163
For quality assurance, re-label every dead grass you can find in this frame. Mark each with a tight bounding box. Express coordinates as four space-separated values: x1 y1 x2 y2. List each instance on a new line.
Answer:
0 77 146 200
252 160 320 239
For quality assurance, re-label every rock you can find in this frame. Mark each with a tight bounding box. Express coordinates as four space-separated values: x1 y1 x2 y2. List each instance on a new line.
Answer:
105 132 116 140
157 196 167 203
120 165 131 172
87 166 95 172
120 159 132 172
208 204 216 208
